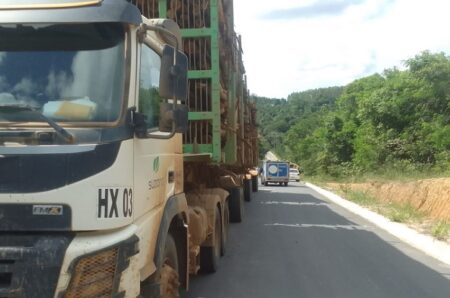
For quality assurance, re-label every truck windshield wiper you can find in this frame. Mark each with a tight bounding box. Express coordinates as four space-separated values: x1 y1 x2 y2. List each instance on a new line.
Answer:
0 103 75 143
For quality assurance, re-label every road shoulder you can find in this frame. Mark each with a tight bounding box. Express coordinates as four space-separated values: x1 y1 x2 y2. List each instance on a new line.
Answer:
306 182 450 266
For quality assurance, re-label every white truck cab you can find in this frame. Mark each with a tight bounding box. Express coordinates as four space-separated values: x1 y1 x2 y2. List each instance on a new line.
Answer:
0 1 191 297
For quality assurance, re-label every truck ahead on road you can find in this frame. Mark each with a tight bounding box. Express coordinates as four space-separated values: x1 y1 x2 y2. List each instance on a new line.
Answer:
0 0 257 297
260 160 290 186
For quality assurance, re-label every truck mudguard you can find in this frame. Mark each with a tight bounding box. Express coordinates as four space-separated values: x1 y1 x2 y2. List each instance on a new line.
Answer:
145 193 188 295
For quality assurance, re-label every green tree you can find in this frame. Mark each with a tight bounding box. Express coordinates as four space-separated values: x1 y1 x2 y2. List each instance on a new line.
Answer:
257 51 450 176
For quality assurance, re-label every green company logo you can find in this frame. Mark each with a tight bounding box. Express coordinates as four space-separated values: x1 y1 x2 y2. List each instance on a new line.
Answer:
153 157 160 173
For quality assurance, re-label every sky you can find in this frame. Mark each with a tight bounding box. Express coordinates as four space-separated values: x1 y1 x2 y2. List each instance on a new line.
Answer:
233 0 450 99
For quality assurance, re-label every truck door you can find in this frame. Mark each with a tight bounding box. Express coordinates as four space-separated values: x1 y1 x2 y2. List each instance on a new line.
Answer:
133 43 176 218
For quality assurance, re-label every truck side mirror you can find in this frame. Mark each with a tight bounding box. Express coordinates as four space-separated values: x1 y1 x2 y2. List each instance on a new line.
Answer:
159 102 188 133
160 45 188 102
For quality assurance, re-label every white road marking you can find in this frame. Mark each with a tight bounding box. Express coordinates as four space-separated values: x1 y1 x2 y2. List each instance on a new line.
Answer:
261 201 329 206
265 223 370 231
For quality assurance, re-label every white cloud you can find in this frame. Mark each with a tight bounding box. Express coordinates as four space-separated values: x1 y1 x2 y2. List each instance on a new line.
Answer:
11 77 39 105
63 46 122 99
0 92 16 104
13 77 37 95
46 71 71 99
0 76 8 92
234 0 450 98
61 46 124 119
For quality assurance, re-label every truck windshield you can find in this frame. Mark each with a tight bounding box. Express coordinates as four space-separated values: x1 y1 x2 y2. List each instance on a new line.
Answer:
0 23 127 125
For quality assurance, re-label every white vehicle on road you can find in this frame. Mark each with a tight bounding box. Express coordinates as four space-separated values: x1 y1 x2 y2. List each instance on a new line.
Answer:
289 168 300 182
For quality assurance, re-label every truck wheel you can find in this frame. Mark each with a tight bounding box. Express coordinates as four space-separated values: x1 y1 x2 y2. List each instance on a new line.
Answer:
251 175 258 192
264 181 268 186
160 234 180 298
279 182 282 186
200 206 221 273
284 182 288 186
228 187 244 223
244 179 252 202
221 201 229 256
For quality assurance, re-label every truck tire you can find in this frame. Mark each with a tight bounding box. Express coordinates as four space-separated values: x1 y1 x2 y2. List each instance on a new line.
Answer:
251 175 258 192
284 182 288 186
244 179 252 202
221 201 229 256
228 187 244 223
200 206 221 273
160 234 180 298
141 233 180 298
264 181 268 186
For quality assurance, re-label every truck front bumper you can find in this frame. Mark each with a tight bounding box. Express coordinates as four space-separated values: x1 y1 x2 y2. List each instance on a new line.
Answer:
0 233 74 298
0 226 139 298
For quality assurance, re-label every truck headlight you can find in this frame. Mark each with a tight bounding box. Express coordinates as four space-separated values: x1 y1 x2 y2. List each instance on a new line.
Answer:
64 247 119 298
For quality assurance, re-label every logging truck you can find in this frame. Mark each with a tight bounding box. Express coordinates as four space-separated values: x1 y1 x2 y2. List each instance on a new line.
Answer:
0 0 258 297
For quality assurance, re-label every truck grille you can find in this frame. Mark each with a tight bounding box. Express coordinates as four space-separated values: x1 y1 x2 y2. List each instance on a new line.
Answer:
0 234 73 298
0 248 30 298
65 248 119 298
0 270 12 288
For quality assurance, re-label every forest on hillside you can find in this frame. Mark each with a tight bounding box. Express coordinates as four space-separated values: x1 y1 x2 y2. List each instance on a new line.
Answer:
254 51 450 177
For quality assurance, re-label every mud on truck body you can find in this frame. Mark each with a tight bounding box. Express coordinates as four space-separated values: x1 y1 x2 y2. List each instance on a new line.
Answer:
0 0 258 297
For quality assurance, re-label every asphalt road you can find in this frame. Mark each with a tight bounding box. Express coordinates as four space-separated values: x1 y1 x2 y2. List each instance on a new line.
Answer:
182 182 450 298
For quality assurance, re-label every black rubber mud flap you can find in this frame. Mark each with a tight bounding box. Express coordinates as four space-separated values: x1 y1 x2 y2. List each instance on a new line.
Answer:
228 187 244 223
200 207 221 273
221 201 229 256
244 179 252 202
251 175 258 192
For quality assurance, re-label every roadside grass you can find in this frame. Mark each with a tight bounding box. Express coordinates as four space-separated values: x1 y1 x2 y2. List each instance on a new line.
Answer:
309 173 450 242
340 190 424 224
316 185 449 242
344 190 378 206
309 168 450 184
384 202 424 223
432 221 450 241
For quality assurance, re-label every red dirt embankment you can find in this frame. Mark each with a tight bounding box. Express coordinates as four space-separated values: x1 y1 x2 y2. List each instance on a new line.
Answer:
327 178 450 221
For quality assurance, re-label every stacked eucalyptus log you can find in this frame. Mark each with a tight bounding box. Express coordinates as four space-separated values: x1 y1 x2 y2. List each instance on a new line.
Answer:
130 0 256 166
